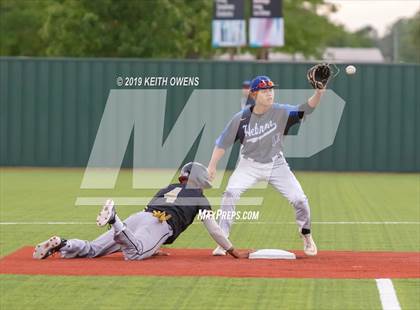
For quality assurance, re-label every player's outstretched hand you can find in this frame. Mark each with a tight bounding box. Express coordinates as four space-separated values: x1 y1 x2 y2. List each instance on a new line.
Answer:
236 251 251 259
152 250 170 257
227 248 252 259
316 87 326 94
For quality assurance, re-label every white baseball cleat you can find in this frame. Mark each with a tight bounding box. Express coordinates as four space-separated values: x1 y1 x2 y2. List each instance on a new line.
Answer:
33 236 63 259
97 199 116 227
212 246 226 256
301 233 317 256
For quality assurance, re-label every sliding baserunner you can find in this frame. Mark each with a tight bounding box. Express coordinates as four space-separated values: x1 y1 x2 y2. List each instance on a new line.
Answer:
33 162 250 260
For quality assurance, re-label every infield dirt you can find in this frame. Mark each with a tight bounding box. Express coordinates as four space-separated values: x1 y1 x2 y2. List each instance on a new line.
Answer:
1 247 419 279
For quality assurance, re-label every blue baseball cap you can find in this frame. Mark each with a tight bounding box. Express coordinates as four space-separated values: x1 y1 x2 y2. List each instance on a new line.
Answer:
250 76 276 93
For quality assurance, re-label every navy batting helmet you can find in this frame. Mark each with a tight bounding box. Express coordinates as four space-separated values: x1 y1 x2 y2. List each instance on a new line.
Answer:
179 162 212 189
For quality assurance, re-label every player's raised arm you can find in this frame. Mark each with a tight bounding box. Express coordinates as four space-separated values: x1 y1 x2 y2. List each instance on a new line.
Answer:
286 84 325 132
307 88 325 108
202 215 249 259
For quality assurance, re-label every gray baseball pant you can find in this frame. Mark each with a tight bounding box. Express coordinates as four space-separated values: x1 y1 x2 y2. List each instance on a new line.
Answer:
59 212 173 260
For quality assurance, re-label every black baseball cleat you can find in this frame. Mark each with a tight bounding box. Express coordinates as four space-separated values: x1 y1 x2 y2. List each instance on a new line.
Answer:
33 236 66 259
97 199 116 227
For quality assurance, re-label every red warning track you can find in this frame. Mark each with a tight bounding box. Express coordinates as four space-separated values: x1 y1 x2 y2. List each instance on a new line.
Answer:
1 247 419 279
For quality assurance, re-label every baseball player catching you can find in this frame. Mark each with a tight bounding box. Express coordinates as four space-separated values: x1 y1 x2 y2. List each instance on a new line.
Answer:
208 66 330 256
33 162 250 260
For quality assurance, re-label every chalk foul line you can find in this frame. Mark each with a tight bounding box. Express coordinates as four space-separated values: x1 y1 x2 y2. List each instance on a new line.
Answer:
376 279 401 310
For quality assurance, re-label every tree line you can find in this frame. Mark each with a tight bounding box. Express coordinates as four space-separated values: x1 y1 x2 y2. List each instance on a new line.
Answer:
0 0 418 62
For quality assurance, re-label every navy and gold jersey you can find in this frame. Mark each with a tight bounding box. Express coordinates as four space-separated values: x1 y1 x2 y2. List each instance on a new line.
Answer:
145 183 211 244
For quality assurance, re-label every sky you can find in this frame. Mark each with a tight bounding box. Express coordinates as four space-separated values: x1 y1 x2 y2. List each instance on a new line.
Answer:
325 0 420 37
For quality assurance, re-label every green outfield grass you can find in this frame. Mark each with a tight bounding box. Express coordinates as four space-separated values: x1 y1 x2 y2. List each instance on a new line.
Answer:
1 168 419 309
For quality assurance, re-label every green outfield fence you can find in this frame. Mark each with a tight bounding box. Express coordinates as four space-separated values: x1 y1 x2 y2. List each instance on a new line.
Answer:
0 57 419 171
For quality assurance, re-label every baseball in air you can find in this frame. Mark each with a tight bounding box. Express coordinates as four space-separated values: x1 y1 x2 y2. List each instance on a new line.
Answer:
345 65 356 75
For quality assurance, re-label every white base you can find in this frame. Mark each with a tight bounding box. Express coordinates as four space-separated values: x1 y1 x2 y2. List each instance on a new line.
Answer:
249 249 296 260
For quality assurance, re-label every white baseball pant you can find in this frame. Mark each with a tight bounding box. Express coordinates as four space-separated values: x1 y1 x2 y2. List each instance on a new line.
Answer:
219 156 311 236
